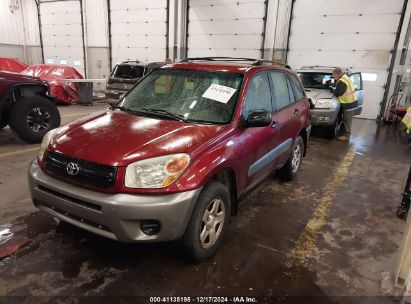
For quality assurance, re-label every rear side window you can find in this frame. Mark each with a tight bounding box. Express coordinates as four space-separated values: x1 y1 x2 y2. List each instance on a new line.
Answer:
288 74 305 101
244 73 272 115
269 72 291 111
113 65 144 79
286 77 296 103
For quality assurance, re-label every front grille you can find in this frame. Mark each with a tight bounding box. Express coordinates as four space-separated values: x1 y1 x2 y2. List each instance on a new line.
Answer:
44 151 117 190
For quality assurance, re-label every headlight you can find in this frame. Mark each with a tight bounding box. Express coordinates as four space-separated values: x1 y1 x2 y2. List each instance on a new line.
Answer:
315 98 338 109
38 128 58 161
125 154 190 189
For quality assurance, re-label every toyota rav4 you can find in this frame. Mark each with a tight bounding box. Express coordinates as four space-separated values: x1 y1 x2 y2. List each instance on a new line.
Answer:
29 57 311 261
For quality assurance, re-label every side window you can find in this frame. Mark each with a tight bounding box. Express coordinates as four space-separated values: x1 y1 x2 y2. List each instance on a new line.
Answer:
286 77 296 103
288 74 305 101
269 72 291 111
244 73 272 115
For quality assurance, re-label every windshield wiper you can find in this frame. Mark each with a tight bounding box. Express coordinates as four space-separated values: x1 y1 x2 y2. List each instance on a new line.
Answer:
110 105 149 116
140 108 189 122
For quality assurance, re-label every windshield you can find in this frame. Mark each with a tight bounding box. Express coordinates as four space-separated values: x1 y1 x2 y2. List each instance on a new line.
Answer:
113 65 145 79
118 69 243 124
298 72 334 89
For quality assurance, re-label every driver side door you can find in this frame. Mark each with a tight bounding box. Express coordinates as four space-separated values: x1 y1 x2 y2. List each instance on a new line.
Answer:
349 72 364 116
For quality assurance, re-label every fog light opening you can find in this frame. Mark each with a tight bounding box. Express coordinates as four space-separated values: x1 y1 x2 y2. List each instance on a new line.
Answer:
140 220 161 236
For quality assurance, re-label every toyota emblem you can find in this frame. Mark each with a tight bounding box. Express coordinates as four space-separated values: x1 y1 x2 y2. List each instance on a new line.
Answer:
66 162 80 176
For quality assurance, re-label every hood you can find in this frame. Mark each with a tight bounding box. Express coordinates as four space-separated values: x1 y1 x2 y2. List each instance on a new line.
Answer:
0 71 41 83
305 88 333 101
49 110 227 167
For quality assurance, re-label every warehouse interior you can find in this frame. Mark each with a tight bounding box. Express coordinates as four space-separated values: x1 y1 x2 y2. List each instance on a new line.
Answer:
1 0 411 302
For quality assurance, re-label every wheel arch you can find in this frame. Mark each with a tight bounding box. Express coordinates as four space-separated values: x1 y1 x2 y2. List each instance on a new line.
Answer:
208 167 239 216
298 128 308 156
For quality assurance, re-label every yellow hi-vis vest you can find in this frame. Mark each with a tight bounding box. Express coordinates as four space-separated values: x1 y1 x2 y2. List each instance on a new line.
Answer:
337 74 357 104
402 106 411 134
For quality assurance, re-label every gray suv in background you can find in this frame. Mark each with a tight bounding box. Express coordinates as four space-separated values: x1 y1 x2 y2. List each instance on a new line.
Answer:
106 61 164 100
297 66 364 139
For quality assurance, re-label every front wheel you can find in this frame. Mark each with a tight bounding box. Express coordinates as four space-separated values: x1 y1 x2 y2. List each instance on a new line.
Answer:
0 112 9 129
324 118 340 139
181 181 231 261
9 96 61 143
278 136 304 181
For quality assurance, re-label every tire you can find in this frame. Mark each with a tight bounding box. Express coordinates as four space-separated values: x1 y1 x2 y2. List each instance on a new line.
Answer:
324 119 338 139
0 112 9 129
8 96 61 144
278 136 304 182
182 181 231 262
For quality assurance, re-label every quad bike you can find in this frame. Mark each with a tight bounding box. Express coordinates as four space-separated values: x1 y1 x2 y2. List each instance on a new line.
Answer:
0 71 61 143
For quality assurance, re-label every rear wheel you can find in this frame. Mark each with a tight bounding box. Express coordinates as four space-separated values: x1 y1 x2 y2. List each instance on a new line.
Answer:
9 96 61 143
278 136 304 181
182 181 231 261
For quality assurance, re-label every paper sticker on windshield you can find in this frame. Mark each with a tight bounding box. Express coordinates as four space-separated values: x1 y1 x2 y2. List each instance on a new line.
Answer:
202 84 236 104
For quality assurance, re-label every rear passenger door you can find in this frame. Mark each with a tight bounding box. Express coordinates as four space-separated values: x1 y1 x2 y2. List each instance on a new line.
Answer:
268 72 304 166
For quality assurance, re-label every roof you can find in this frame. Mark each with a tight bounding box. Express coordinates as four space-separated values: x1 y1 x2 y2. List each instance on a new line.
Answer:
297 66 352 74
116 61 164 68
161 57 292 74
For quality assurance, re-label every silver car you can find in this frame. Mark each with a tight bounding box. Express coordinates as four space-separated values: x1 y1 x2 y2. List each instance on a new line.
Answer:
297 66 364 138
106 61 164 101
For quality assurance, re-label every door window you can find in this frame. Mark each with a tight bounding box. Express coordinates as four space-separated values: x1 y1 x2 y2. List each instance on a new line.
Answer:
244 73 272 115
288 74 305 101
349 73 363 90
269 72 291 111
286 77 296 103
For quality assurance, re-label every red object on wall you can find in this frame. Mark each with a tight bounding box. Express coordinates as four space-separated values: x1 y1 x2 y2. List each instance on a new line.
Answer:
22 64 84 105
0 58 28 73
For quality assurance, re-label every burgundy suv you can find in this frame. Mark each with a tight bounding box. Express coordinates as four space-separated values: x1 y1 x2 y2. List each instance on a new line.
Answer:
29 57 311 261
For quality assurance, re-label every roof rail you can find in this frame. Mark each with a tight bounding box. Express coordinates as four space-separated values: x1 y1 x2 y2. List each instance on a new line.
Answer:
180 57 291 68
252 59 291 69
180 57 257 63
299 65 338 70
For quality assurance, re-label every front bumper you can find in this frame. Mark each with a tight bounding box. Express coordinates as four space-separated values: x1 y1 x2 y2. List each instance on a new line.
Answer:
28 159 202 242
310 108 338 126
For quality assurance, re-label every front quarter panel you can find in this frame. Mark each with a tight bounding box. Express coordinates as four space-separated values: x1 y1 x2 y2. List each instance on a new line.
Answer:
173 129 246 195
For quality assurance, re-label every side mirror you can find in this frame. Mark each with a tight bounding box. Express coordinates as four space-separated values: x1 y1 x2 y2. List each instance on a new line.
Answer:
244 110 272 128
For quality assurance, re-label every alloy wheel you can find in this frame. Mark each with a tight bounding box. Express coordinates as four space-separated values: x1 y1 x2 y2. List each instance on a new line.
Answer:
27 107 51 133
291 144 302 173
200 197 225 249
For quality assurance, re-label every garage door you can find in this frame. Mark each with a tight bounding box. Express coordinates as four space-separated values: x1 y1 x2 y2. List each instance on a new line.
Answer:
109 0 168 66
187 0 267 58
39 0 86 77
287 0 405 119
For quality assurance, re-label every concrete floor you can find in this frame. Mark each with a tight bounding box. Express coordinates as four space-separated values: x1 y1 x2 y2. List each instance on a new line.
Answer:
0 103 410 302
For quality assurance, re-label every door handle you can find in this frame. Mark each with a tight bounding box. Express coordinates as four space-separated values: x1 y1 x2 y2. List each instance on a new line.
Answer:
271 121 279 128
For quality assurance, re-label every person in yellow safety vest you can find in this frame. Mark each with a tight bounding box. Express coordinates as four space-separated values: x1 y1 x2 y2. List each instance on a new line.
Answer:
401 106 411 144
332 67 359 141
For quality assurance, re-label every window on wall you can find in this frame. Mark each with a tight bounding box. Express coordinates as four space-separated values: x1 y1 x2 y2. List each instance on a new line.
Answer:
60 59 67 65
244 73 272 115
269 72 291 111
